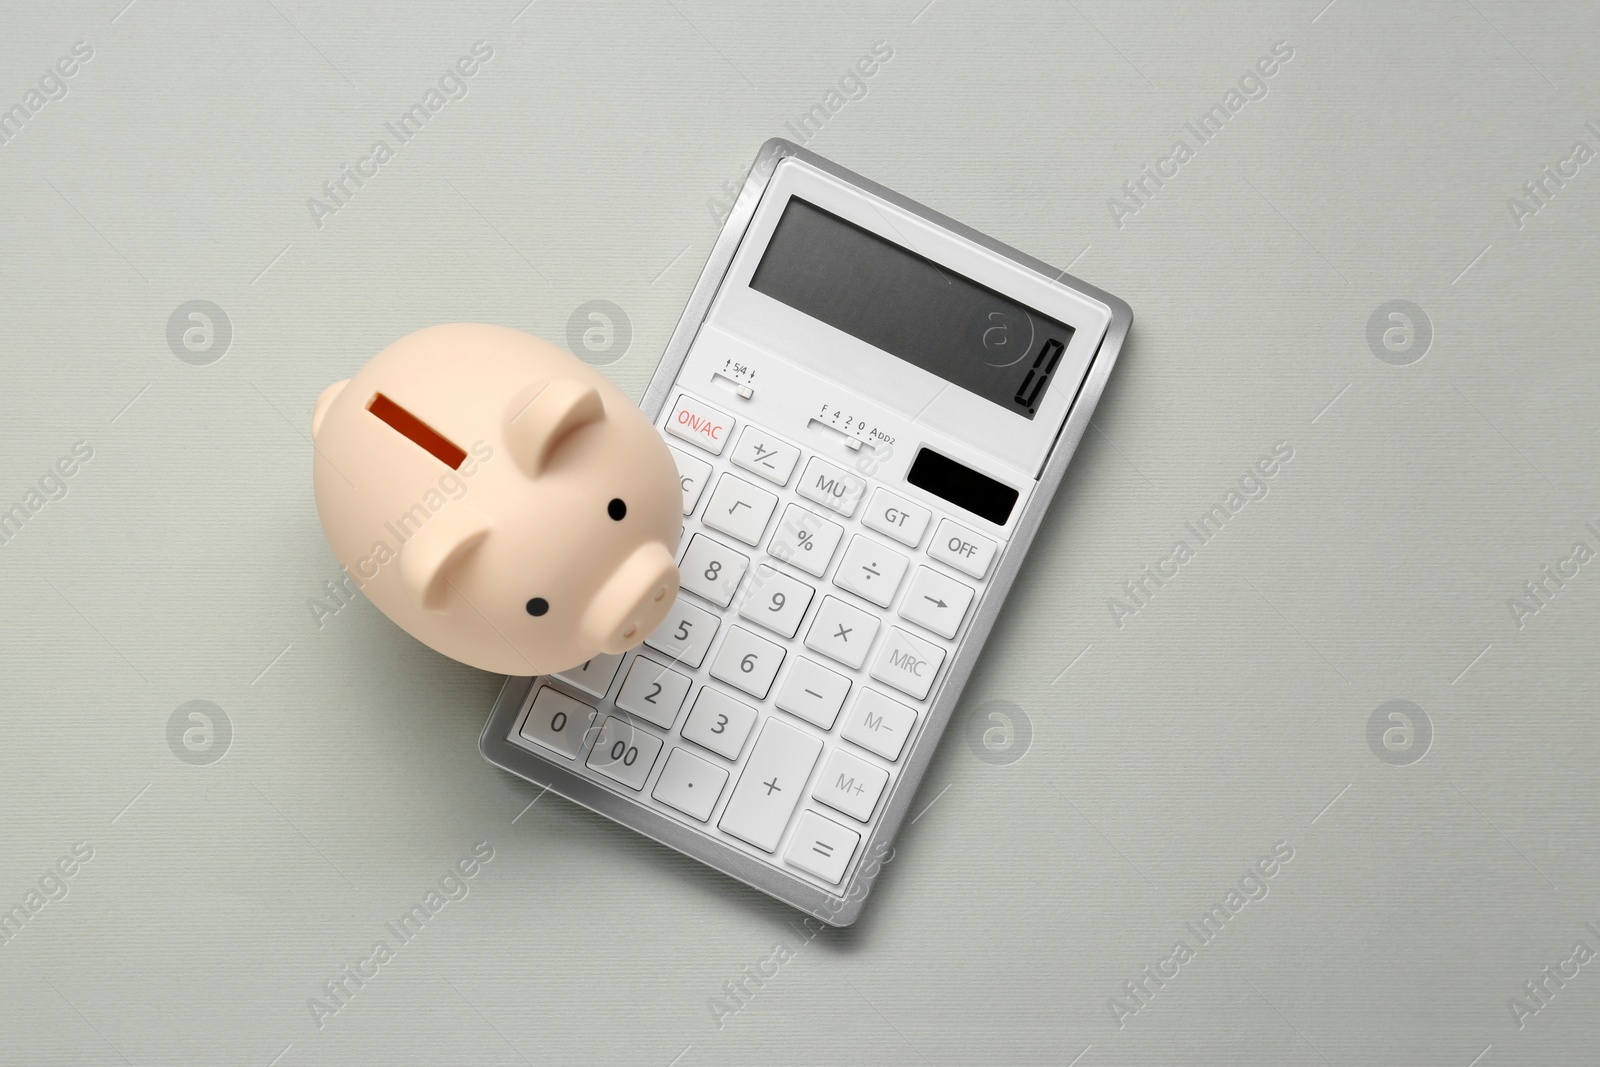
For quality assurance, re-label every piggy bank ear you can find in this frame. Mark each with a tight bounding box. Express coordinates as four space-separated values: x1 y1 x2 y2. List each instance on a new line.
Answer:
312 379 349 439
504 379 604 477
398 504 491 612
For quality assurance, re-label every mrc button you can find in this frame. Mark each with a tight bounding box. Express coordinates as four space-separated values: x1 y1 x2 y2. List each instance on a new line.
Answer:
665 393 732 455
928 518 997 580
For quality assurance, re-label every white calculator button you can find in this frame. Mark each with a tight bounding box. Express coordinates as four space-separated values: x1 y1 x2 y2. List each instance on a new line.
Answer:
702 473 778 546
775 657 851 729
664 393 733 455
868 626 945 701
681 687 758 760
552 652 624 698
730 425 800 486
585 715 663 791
644 595 720 668
651 747 729 822
669 447 712 516
709 626 786 699
768 504 844 578
518 685 599 760
736 564 815 638
803 596 881 671
862 488 931 547
812 747 890 822
783 810 860 885
677 533 749 608
796 456 867 517
614 656 692 729
928 518 998 579
898 566 975 640
832 535 910 608
718 718 823 853
840 689 918 761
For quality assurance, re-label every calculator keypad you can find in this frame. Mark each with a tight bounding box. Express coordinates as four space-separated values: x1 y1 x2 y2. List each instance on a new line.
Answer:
509 389 1009 895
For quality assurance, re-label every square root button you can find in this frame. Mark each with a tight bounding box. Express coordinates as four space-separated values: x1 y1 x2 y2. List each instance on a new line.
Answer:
783 810 860 885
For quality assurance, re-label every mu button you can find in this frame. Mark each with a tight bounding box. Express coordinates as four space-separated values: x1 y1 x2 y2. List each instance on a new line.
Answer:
867 627 945 701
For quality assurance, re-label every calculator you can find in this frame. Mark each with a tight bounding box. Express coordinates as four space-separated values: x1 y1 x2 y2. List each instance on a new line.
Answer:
479 139 1130 925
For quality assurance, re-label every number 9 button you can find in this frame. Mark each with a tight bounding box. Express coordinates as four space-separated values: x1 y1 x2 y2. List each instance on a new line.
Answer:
736 563 814 638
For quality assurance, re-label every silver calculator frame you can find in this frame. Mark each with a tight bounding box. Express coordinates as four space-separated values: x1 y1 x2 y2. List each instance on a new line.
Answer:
479 138 1132 926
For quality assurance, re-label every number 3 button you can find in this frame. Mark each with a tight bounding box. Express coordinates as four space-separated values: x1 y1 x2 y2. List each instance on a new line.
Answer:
736 564 815 638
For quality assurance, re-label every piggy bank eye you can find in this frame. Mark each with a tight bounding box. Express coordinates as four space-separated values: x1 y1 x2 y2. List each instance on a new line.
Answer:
525 598 549 617
607 498 627 521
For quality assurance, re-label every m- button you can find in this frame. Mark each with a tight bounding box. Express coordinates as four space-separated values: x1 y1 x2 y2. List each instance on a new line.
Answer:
928 518 997 580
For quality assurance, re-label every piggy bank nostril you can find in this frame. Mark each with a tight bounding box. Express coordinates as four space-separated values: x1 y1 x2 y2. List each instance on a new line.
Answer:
621 624 638 640
653 586 667 603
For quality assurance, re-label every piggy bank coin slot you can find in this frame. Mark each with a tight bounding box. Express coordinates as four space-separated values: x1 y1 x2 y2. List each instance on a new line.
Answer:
367 392 467 470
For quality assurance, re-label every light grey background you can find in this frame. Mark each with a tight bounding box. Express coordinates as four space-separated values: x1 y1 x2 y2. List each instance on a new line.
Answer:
2 1 1596 1064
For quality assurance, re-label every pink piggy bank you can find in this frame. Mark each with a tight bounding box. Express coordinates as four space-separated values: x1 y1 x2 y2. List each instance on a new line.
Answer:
311 323 681 676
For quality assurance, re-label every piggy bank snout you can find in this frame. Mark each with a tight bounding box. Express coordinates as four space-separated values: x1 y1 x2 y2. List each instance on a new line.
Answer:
579 541 679 654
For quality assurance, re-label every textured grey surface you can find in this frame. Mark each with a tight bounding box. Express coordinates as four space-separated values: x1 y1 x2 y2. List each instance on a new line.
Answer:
2 2 1597 1065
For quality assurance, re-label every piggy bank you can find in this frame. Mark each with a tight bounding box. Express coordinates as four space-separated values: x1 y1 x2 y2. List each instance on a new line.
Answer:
311 323 681 676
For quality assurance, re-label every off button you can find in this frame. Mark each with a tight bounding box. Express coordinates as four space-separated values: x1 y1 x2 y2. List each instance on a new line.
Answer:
928 518 997 580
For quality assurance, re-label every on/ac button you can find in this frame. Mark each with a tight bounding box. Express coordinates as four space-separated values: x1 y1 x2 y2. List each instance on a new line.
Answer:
664 393 733 455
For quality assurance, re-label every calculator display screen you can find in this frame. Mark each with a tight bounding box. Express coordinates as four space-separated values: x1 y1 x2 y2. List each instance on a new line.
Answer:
749 198 1075 420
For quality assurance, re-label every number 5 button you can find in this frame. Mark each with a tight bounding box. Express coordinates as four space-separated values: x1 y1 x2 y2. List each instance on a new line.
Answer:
644 595 719 668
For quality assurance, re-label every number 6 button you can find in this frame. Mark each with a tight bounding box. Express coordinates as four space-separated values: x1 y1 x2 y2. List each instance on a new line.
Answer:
709 626 786 699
